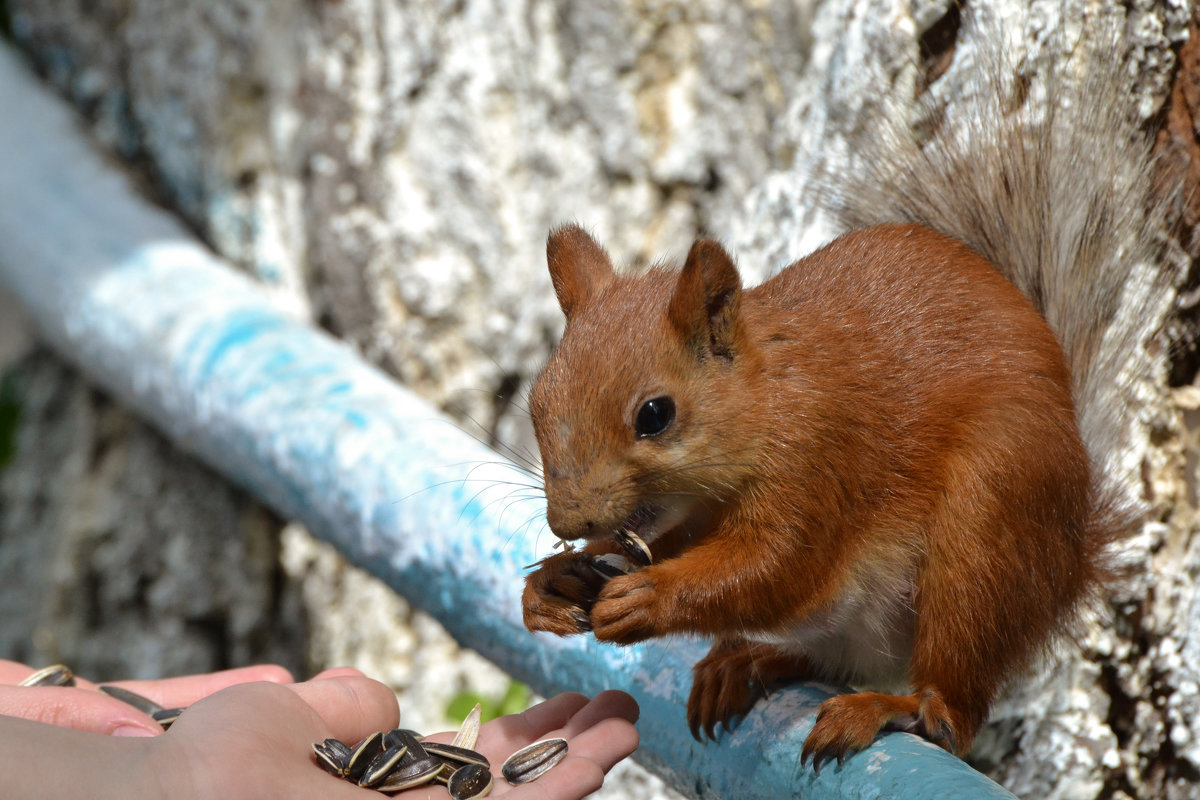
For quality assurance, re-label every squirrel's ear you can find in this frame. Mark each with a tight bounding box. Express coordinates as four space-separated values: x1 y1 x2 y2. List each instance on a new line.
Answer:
546 225 615 319
668 239 742 360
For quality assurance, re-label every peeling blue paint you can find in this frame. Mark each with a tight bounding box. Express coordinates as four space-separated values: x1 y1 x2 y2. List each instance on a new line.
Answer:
198 309 286 378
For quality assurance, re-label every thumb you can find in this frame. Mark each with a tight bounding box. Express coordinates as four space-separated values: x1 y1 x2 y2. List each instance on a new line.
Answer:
0 685 163 736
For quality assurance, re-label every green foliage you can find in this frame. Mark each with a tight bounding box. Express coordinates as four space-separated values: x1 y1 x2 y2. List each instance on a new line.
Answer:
445 681 532 725
0 372 19 470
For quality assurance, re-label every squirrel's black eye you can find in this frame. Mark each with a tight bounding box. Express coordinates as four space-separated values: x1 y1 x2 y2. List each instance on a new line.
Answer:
635 396 675 438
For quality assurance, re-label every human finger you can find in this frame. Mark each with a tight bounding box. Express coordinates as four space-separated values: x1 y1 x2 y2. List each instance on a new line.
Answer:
501 753 607 799
495 694 639 798
309 666 367 681
0 684 162 736
557 714 640 773
498 714 639 799
0 660 42 684
287 675 400 744
474 691 637 761
556 690 639 737
473 691 590 754
105 663 294 708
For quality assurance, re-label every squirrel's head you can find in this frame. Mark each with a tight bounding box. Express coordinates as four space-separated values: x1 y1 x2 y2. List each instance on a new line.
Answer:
529 225 764 551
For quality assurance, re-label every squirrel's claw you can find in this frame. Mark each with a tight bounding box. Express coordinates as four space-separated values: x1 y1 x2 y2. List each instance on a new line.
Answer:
800 689 970 770
800 693 896 771
800 739 850 775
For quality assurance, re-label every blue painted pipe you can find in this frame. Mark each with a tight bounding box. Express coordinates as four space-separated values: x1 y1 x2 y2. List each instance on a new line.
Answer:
0 44 1015 799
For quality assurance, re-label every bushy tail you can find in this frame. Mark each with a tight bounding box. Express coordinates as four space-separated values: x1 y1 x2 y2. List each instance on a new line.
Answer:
819 13 1178 541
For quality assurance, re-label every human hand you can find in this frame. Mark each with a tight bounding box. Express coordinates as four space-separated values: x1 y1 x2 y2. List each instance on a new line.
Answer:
414 690 640 798
0 671 396 799
0 658 294 736
159 682 639 800
0 665 639 800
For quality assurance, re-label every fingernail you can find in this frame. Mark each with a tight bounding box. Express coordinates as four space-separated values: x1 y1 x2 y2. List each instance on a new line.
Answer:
112 724 158 737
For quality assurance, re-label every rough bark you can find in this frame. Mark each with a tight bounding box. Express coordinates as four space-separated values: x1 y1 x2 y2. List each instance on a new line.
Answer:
1 0 1197 798
0 353 307 679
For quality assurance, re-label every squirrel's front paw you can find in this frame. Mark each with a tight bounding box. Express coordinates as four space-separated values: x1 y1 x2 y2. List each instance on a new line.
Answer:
522 551 606 636
590 571 660 644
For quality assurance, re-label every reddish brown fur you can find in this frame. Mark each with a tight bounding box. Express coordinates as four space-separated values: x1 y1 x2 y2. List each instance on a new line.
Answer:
523 222 1104 763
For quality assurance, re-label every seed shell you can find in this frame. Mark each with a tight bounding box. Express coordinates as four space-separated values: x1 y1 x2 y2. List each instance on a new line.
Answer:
424 741 491 768
358 743 408 787
448 763 494 799
435 762 456 784
98 684 165 716
451 703 482 750
614 529 652 566
384 727 428 760
590 553 636 579
312 739 352 777
346 730 384 783
501 737 568 784
374 755 442 792
152 707 185 730
19 664 76 688
385 728 424 746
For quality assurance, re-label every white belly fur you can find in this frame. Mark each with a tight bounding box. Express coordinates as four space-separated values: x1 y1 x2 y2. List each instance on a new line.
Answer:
746 571 916 693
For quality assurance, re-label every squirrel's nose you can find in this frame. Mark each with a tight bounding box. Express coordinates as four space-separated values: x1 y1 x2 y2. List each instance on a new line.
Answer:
545 507 593 541
544 488 596 541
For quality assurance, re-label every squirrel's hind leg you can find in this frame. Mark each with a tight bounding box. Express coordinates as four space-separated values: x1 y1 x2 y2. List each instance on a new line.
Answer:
687 637 813 741
801 426 1090 766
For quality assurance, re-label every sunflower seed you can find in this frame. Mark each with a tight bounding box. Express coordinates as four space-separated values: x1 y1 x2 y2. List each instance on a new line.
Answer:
501 737 568 784
590 553 636 579
374 755 442 792
346 730 384 784
424 741 490 769
151 707 185 730
384 728 424 746
358 744 408 788
312 739 352 777
98 684 165 716
19 664 76 688
448 763 494 799
387 728 430 763
451 703 482 750
614 529 652 566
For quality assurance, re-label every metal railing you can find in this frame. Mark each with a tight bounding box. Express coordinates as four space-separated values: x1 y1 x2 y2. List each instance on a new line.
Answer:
0 44 1015 799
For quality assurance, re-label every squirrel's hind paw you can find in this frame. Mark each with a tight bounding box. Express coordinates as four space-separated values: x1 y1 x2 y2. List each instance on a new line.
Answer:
687 639 813 742
801 690 971 770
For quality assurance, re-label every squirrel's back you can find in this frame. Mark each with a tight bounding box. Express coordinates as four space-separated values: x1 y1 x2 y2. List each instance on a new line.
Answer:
819 23 1173 547
750 222 1082 471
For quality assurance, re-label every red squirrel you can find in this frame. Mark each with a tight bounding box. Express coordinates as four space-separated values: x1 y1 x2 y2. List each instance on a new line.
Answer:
520 24 1169 767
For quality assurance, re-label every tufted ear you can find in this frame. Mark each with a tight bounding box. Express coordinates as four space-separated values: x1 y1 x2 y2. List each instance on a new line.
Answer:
668 239 743 360
546 225 616 319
